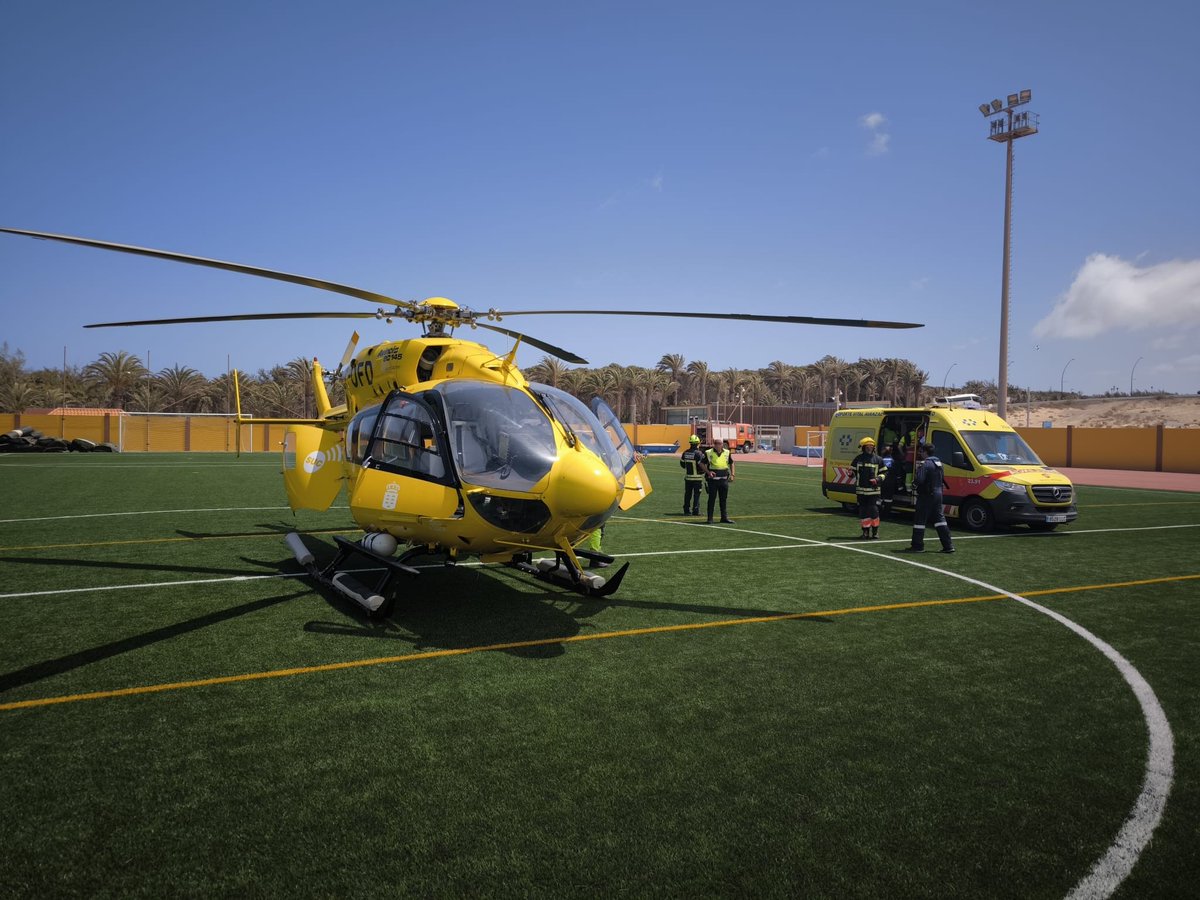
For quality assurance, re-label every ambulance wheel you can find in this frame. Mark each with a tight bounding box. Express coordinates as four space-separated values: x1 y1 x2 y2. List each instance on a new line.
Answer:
841 502 857 512
960 499 994 533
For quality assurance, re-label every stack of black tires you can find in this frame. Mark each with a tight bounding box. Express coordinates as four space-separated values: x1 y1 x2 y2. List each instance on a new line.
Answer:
0 427 118 453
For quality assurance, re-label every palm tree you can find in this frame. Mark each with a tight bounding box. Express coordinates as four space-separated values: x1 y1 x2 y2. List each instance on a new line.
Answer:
0 378 39 413
686 360 712 406
558 368 585 397
655 353 687 405
285 357 314 417
83 351 147 409
859 358 890 403
581 367 620 416
639 369 674 424
526 356 569 388
763 361 792 403
156 364 207 412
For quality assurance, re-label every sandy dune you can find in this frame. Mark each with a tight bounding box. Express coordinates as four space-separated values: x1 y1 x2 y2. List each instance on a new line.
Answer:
1000 396 1200 428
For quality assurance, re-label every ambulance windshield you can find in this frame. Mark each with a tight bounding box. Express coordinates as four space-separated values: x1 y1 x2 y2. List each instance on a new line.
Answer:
961 431 1042 465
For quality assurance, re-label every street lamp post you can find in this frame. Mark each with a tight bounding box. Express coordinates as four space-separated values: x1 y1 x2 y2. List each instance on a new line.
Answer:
1061 357 1074 399
942 362 957 399
979 89 1038 420
1130 356 1143 397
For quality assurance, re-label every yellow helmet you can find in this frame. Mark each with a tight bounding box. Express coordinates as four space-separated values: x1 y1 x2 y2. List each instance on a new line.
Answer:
689 435 701 444
859 436 876 447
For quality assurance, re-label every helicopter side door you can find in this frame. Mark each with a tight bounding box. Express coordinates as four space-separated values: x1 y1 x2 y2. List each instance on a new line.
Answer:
348 391 461 525
589 397 653 510
281 425 347 512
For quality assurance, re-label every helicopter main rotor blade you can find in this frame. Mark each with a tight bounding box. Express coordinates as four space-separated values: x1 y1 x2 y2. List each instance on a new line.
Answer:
0 227 409 310
85 312 381 328
475 323 589 365
493 309 924 329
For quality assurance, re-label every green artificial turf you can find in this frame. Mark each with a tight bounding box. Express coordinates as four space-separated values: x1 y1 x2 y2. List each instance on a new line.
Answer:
0 452 1197 898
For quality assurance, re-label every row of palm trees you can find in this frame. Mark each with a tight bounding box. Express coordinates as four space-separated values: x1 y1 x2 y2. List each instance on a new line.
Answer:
0 346 342 419
525 354 933 423
4 343 944 424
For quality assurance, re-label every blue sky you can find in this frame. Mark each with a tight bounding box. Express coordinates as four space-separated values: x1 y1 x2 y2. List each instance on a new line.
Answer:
3 1 1199 395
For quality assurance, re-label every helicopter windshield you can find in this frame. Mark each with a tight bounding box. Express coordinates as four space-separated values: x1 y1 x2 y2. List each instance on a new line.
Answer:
530 383 625 480
590 397 638 473
434 381 558 491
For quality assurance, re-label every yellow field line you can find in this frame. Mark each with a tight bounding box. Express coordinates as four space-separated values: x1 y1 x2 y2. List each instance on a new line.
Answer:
3 572 1197 714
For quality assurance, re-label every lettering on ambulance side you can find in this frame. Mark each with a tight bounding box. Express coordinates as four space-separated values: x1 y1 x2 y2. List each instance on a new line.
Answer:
943 471 1004 495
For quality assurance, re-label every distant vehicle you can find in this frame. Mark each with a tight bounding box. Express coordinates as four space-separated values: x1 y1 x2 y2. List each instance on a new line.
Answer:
824 405 1077 532
693 421 756 453
934 393 984 409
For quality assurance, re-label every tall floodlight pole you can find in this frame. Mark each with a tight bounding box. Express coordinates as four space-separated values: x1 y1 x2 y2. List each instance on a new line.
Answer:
1130 357 1143 396
979 89 1038 419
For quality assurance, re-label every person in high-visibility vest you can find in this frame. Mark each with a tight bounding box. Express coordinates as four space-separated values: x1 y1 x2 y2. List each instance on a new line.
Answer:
680 434 706 516
851 436 884 539
703 438 736 524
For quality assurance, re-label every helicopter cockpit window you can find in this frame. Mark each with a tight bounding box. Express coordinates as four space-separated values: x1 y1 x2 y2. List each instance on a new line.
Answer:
589 397 638 474
434 381 558 491
531 383 624 480
346 403 382 464
366 394 450 482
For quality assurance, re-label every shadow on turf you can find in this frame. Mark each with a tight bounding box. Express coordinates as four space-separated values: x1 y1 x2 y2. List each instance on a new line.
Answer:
300 547 834 655
301 559 604 659
0 589 309 694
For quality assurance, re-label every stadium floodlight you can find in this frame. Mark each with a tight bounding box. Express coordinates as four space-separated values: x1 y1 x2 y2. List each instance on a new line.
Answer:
979 103 992 116
980 88 1039 419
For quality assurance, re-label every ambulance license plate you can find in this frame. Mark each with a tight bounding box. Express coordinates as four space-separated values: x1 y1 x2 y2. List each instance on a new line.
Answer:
1045 515 1067 523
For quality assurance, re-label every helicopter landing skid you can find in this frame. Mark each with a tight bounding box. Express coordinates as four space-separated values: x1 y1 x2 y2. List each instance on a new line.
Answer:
287 532 420 617
508 551 630 597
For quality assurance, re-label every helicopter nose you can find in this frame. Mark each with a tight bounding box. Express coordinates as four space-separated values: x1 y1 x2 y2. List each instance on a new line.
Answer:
550 448 621 518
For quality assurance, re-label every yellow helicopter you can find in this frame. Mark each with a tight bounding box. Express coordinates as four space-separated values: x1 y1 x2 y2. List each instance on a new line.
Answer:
1 226 923 614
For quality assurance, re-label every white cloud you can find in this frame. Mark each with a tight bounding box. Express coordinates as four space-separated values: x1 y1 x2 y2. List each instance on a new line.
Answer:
1152 333 1188 350
1155 353 1200 373
649 171 663 191
910 276 930 291
811 146 830 159
1034 254 1200 339
860 111 890 156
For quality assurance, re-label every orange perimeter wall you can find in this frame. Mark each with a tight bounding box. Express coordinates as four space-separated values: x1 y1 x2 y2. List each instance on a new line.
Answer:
3 414 1197 472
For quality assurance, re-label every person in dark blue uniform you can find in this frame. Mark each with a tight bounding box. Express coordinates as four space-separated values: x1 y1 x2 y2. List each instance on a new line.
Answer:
905 442 955 553
680 434 706 516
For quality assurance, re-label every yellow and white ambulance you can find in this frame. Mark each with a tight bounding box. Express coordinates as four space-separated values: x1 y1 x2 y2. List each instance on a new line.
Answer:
823 405 1077 531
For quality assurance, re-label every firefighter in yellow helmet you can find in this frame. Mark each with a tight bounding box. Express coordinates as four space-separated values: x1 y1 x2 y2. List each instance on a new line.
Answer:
851 435 884 539
680 434 706 516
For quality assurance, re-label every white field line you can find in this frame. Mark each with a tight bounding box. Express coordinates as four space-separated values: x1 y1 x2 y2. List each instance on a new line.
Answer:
0 462 280 468
0 505 352 525
627 515 1175 900
2 521 1193 598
